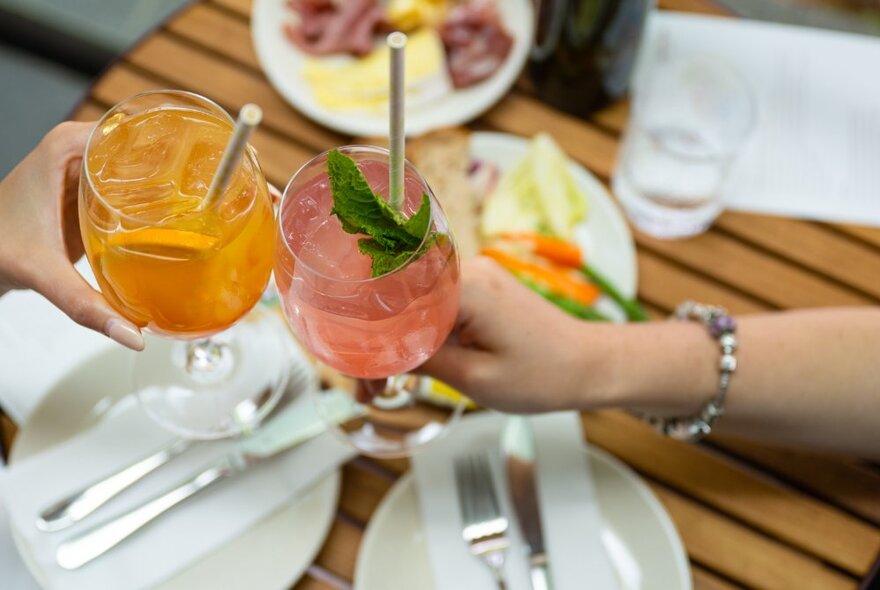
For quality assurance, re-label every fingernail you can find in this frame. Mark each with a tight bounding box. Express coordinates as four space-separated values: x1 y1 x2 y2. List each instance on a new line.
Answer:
105 318 145 351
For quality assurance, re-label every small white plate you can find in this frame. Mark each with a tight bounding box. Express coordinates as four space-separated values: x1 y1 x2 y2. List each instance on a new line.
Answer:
252 0 534 137
470 132 638 320
10 346 341 590
355 446 691 590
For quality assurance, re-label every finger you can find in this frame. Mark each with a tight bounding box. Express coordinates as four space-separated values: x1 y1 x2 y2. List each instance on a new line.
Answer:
33 260 144 351
418 343 491 394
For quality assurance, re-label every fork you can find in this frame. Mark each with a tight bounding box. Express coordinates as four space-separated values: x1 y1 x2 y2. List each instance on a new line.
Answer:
454 452 510 589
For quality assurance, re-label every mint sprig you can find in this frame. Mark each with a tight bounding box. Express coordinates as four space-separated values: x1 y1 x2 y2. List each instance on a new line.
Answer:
327 150 432 277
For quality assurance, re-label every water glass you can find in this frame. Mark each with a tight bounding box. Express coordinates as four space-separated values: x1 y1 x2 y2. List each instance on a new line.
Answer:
613 57 756 238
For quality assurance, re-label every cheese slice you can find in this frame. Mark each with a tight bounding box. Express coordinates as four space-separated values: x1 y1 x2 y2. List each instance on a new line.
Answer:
303 28 451 112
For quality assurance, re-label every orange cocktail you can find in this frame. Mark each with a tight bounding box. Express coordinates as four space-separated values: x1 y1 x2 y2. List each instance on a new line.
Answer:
80 90 287 441
81 95 273 338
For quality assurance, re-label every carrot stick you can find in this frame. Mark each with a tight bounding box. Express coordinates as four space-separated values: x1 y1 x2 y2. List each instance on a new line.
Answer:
498 232 583 268
482 247 599 306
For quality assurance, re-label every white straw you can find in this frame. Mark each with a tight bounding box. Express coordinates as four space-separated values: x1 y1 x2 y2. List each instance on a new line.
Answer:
387 32 407 211
204 103 263 209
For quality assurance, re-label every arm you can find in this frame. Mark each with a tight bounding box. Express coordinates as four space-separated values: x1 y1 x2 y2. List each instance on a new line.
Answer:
422 258 880 458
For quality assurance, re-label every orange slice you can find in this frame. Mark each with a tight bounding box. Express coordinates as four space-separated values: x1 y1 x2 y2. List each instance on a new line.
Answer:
109 228 220 254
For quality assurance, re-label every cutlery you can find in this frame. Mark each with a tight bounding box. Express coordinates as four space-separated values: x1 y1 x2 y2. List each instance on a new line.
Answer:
37 439 192 532
54 388 360 570
502 416 553 590
37 359 314 532
454 452 510 589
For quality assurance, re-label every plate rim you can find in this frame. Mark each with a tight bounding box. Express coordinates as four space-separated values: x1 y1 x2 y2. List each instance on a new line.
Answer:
8 345 342 590
354 444 692 590
251 0 535 137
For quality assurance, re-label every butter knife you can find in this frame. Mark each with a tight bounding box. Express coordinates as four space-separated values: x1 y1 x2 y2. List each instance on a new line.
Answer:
501 416 553 590
55 390 361 570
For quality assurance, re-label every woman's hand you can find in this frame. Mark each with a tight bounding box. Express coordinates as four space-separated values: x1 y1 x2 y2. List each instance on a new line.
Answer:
420 257 620 414
0 122 144 351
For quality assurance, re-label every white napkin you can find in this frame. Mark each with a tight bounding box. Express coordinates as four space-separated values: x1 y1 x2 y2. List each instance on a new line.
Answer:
0 461 40 590
0 394 355 590
0 259 111 424
412 412 618 590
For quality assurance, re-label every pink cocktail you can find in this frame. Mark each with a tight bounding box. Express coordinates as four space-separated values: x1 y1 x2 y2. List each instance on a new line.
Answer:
274 146 461 457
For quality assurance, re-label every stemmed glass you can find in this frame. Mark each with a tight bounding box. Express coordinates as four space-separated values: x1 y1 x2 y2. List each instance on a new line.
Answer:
79 90 292 439
274 146 462 457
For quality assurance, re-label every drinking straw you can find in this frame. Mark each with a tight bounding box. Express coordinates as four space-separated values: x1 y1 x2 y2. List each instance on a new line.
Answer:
204 103 263 209
387 32 407 211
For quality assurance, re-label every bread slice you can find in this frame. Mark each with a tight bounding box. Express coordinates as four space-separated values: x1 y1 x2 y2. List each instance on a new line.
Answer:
407 128 480 259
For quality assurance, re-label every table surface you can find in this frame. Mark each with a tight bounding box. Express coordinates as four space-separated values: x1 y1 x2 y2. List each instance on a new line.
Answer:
5 0 880 588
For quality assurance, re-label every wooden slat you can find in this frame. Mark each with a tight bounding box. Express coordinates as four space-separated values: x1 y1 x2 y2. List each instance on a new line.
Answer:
712 438 880 527
166 3 260 70
658 0 732 15
582 411 880 575
339 460 395 525
636 249 769 314
692 566 742 590
650 483 856 590
210 0 251 18
715 214 880 301
0 411 15 462
830 224 880 250
635 230 875 309
124 33 344 149
590 99 630 135
313 517 362 582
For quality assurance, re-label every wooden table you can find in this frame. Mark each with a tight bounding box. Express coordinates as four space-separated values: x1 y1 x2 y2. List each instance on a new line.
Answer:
3 0 880 588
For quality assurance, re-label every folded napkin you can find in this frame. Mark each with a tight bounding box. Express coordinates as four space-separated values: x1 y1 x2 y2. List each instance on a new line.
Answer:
0 259 111 424
0 462 40 590
0 394 355 590
412 411 618 590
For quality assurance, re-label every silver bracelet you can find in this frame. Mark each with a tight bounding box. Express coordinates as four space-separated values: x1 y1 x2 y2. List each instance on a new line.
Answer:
641 301 738 442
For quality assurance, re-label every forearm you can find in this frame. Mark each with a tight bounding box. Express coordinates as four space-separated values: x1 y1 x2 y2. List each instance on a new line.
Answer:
578 308 880 457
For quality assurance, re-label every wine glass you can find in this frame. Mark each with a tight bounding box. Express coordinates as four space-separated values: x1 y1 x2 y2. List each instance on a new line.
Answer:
274 146 462 457
80 90 292 439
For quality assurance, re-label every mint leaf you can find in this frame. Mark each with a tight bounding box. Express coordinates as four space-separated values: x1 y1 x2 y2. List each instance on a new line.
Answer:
403 193 431 242
327 150 433 277
327 150 421 250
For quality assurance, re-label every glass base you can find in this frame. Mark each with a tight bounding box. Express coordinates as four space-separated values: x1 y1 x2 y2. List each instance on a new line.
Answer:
613 170 723 239
312 373 465 458
134 305 294 439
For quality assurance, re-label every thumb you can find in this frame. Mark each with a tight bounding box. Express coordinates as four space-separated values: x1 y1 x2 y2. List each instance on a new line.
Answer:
34 261 144 351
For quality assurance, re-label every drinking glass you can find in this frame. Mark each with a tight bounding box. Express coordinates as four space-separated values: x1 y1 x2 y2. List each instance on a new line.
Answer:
80 90 292 439
274 146 462 457
613 57 756 238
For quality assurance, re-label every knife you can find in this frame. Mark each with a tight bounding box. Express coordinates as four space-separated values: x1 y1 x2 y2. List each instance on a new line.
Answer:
55 389 362 570
502 416 553 590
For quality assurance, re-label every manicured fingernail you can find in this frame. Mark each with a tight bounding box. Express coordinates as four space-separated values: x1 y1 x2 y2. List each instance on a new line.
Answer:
105 318 145 351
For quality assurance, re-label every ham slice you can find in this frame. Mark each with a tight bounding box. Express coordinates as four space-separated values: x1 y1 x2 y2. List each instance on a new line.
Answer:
284 0 386 57
439 2 513 88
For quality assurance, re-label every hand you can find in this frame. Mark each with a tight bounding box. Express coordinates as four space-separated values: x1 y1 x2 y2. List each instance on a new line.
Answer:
0 122 144 350
420 257 619 414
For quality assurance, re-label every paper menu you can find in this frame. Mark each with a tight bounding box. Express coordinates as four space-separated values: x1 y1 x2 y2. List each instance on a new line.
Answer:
634 12 880 227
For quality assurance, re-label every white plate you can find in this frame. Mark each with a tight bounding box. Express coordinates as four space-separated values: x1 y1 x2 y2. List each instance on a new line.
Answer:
355 446 691 590
252 0 534 137
10 346 341 590
470 132 638 321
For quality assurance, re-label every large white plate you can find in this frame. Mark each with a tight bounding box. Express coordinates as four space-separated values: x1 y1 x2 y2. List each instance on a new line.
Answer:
470 132 637 320
355 445 691 590
10 346 341 590
252 0 534 137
